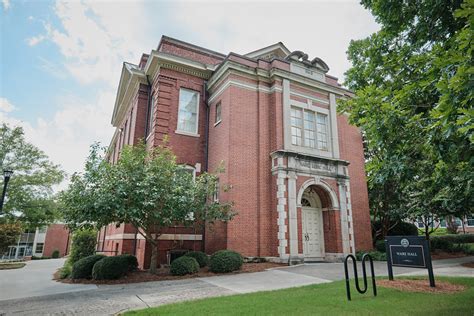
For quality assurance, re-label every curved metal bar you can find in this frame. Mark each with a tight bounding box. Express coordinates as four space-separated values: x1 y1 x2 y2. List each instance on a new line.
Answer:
344 253 377 301
362 253 377 297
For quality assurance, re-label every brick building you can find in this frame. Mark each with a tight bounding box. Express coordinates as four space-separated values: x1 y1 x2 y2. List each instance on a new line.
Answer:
99 36 373 268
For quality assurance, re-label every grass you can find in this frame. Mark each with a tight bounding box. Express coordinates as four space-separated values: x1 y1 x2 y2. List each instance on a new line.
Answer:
124 277 474 316
0 262 26 270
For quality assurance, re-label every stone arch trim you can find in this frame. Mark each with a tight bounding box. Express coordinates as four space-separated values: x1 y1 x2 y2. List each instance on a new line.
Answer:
296 178 339 210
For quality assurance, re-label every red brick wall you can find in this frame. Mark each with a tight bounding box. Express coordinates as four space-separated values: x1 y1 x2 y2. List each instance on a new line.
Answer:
43 224 70 257
338 114 373 251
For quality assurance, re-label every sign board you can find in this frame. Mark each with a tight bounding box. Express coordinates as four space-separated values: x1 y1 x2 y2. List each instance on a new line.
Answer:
385 236 435 287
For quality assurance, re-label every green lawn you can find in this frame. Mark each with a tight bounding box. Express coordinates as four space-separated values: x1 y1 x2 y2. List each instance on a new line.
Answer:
125 277 474 316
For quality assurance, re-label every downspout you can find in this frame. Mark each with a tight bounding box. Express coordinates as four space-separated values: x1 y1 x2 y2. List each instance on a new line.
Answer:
101 226 107 252
202 81 210 253
145 75 152 138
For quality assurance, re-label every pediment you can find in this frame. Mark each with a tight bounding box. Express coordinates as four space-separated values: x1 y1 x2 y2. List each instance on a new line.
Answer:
245 42 291 60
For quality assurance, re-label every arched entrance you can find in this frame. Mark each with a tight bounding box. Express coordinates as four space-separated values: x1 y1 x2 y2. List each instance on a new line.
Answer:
301 188 325 259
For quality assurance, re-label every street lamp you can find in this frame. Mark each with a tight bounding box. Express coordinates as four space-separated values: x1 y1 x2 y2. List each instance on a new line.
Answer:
0 169 13 213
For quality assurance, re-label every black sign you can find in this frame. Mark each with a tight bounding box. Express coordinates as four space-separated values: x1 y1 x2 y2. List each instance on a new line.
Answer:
385 236 435 287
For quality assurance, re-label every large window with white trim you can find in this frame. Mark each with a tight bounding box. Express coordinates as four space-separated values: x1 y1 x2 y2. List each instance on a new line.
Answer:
467 215 474 227
291 106 329 150
177 89 199 134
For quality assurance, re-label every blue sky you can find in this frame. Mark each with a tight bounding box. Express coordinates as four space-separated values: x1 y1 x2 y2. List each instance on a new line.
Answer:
0 0 379 185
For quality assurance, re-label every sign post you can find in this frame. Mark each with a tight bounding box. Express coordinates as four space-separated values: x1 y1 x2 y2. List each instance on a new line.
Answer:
385 236 435 287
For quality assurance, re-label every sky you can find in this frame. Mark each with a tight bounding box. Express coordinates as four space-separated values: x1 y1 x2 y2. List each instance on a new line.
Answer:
0 0 380 187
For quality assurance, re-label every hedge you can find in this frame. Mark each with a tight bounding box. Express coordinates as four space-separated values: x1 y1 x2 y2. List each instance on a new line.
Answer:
170 256 199 276
71 254 105 279
69 229 97 264
51 249 60 258
184 251 209 268
92 256 129 280
431 234 474 244
117 254 138 271
209 250 243 273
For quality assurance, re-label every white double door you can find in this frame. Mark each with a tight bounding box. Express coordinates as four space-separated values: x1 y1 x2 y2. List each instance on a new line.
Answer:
302 207 324 258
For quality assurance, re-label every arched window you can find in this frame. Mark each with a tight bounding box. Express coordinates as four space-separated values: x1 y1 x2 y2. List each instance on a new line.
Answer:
301 198 311 207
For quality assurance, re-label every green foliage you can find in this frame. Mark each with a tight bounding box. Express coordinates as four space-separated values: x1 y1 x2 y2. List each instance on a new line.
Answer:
374 240 386 252
92 256 129 280
118 254 138 271
431 234 474 245
170 256 200 276
59 261 72 279
388 222 419 236
0 124 64 227
61 142 235 273
69 229 97 264
340 0 474 239
184 251 209 268
430 237 454 251
31 256 51 260
71 254 105 279
0 222 22 253
51 249 60 258
209 250 243 273
355 251 387 261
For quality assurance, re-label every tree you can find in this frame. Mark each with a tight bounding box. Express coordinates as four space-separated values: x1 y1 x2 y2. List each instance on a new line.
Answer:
0 124 64 227
60 142 235 274
0 222 23 254
339 0 473 239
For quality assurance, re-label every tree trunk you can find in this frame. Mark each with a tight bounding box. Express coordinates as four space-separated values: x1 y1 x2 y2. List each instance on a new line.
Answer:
149 238 158 274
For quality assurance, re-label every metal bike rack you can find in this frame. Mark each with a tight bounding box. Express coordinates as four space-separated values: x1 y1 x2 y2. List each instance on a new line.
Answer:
344 253 377 301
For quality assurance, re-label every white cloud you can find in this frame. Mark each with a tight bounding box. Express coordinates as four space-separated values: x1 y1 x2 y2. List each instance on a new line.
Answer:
171 1 379 81
42 0 154 87
0 97 15 112
2 0 10 10
26 34 46 46
1 92 115 186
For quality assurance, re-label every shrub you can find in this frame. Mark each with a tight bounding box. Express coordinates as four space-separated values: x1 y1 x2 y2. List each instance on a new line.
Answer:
374 240 386 252
69 229 97 264
117 254 138 271
388 222 419 237
51 250 60 258
170 256 199 276
209 250 243 273
432 234 474 244
71 254 105 279
32 256 51 260
356 251 387 261
59 261 72 279
184 251 209 268
430 237 453 251
92 256 129 280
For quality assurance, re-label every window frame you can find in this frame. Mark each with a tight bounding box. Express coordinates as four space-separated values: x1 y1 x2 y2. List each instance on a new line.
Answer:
214 101 222 126
290 105 330 151
147 93 156 138
176 88 200 136
466 215 474 227
35 243 44 254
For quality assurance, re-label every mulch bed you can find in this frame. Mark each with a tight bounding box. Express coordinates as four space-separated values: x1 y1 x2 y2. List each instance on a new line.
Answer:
378 279 466 294
54 262 285 285
461 262 474 268
431 251 469 260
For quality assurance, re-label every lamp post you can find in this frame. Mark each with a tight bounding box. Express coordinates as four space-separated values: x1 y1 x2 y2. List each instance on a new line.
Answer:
0 169 13 213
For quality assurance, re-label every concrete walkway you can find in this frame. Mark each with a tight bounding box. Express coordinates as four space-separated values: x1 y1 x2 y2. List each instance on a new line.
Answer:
0 258 97 301
0 256 472 315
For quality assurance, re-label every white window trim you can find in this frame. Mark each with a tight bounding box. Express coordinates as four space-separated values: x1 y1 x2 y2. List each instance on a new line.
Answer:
182 165 196 180
289 101 331 156
176 88 200 136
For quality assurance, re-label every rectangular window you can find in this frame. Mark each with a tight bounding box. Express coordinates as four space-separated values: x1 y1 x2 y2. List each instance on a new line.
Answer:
440 219 447 228
147 94 156 136
213 178 220 202
35 243 44 253
177 89 199 134
291 107 303 146
304 111 316 148
467 215 474 227
215 102 222 124
291 107 329 151
316 113 328 150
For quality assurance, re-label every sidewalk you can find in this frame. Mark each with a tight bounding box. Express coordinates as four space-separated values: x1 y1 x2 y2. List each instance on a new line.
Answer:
0 256 472 315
